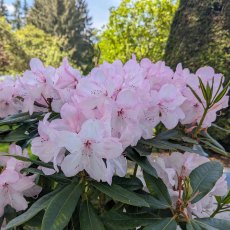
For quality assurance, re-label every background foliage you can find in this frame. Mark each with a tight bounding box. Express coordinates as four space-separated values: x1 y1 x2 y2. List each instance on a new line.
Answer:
98 0 178 63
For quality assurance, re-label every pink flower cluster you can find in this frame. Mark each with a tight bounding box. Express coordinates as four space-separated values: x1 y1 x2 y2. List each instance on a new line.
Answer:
149 152 228 218
0 144 41 217
0 57 228 183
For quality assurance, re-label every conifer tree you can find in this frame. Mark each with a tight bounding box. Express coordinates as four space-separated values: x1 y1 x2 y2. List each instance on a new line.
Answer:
28 0 94 73
23 0 28 20
12 0 23 29
0 0 8 17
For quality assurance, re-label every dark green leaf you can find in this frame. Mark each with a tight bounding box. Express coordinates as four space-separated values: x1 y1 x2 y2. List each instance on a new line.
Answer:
143 217 177 230
198 77 208 102
213 81 230 104
25 211 44 228
187 84 204 106
80 200 105 230
112 176 143 191
192 144 208 157
139 193 170 209
41 182 83 230
6 187 63 229
92 182 149 207
206 82 212 102
126 147 158 177
186 221 202 230
189 161 223 203
200 139 230 157
0 125 30 142
193 218 230 230
223 190 230 204
134 141 153 156
201 132 225 151
143 171 172 206
142 139 195 153
211 124 230 134
0 112 43 126
155 129 183 140
102 210 160 229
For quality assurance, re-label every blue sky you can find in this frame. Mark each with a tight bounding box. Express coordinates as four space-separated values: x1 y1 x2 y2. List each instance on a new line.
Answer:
5 0 121 29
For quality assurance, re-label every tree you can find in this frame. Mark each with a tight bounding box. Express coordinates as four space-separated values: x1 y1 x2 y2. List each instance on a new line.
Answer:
98 0 178 63
28 0 94 73
0 17 29 75
15 24 68 67
23 0 28 21
23 0 28 15
164 0 230 150
0 0 7 17
12 0 23 29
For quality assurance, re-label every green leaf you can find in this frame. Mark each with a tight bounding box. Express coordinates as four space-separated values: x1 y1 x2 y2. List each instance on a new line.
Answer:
186 221 202 230
198 77 208 102
6 187 63 229
187 84 204 107
211 124 230 134
199 139 230 156
189 161 223 203
0 112 43 126
92 182 149 207
112 176 143 191
102 210 160 229
80 200 105 230
206 81 212 102
193 218 230 230
155 129 183 140
213 80 230 104
201 132 225 151
143 171 172 206
141 139 196 153
41 182 83 230
126 147 158 177
139 193 170 209
0 125 30 142
143 217 177 230
25 211 44 228
223 190 230 204
134 141 153 156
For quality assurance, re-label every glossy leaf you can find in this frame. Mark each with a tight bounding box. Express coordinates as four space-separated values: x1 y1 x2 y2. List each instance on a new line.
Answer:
143 217 177 230
0 112 43 126
126 147 158 177
143 171 172 206
192 218 230 230
92 182 149 207
41 182 83 230
102 210 160 229
139 193 170 209
186 221 202 230
189 161 223 203
112 176 143 191
80 201 105 230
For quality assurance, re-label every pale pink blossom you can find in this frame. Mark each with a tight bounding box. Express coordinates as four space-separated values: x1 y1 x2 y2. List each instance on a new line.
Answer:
0 145 41 217
60 119 123 183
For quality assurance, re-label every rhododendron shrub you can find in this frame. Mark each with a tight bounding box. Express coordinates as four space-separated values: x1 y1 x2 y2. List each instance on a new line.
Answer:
0 56 229 230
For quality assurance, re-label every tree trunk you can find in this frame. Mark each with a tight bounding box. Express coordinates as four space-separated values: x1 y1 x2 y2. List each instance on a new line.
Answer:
164 0 230 151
